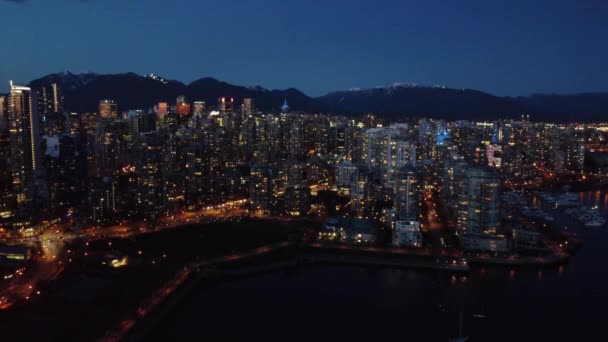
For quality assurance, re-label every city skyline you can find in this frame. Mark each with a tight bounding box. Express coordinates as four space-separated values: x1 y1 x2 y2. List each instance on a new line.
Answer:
2 2 608 340
1 69 607 341
2 0 608 96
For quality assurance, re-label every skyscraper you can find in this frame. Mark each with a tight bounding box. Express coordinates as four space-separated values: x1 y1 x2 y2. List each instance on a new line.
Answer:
241 98 254 115
176 95 191 116
393 166 419 220
137 132 166 219
193 101 206 116
99 99 118 119
156 102 168 121
0 96 6 132
8 81 41 204
36 82 64 115
218 97 234 113
457 165 501 234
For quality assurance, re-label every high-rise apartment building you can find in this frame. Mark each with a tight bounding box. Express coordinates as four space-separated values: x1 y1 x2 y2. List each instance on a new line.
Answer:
137 132 166 219
0 96 6 132
8 81 41 204
457 165 501 234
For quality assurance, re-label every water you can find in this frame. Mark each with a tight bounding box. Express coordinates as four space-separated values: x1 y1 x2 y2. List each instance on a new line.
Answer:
151 190 608 341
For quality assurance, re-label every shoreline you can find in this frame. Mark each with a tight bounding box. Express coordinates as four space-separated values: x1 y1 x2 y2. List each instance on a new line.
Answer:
118 239 569 341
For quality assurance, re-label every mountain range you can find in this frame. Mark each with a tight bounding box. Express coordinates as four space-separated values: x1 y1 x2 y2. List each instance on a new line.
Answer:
25 72 608 122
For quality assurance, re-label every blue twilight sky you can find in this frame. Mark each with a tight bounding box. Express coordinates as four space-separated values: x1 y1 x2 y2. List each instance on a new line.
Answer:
1 0 607 96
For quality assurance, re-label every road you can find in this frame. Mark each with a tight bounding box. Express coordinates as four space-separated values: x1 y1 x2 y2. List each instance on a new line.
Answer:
0 199 249 311
422 190 444 232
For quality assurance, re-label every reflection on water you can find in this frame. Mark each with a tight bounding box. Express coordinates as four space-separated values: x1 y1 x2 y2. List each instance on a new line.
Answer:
532 196 539 206
151 189 608 342
581 189 608 214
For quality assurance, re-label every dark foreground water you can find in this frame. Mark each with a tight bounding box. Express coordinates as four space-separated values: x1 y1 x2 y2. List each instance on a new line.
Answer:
150 191 608 341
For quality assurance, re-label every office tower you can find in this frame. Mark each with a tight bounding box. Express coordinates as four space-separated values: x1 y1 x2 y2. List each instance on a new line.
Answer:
156 102 168 120
8 81 41 204
241 98 254 115
176 95 191 115
193 101 206 116
36 82 64 115
99 99 118 119
218 97 234 113
138 112 156 134
127 110 156 135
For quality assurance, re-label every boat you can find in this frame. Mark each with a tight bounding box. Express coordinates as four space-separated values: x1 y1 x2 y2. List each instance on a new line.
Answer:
584 217 605 227
577 213 591 222
539 192 556 203
521 206 554 221
556 192 579 207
